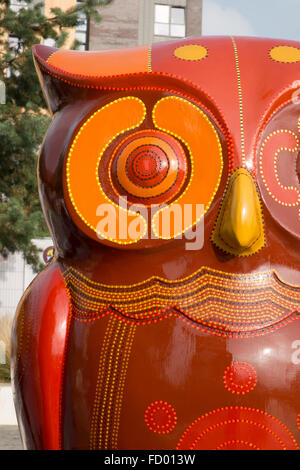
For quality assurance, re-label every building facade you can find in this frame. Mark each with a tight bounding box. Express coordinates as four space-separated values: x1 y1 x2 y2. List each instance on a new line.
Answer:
90 0 203 50
0 239 52 318
10 0 203 51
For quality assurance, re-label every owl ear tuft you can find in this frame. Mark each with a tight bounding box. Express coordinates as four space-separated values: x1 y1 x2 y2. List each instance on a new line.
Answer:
33 44 60 114
33 44 58 63
33 43 150 114
33 44 85 115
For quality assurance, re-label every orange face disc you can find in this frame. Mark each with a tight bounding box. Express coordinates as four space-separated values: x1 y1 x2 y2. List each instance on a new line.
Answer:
65 94 223 245
64 96 148 245
152 96 223 239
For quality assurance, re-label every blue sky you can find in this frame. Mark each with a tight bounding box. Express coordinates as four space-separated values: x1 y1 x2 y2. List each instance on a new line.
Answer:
202 0 300 41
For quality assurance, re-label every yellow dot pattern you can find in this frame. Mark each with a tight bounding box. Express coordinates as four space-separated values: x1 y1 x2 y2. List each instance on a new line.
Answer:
270 46 300 64
259 129 300 207
89 317 136 450
174 44 208 61
63 266 300 338
231 37 246 167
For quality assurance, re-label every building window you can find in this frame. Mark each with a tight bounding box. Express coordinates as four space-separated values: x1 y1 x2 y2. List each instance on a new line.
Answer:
9 0 27 48
154 4 186 38
7 1 27 77
9 0 27 13
76 0 89 50
7 36 23 77
8 36 23 54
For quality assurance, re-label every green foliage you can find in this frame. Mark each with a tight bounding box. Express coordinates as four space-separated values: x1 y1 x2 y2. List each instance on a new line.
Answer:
0 0 112 271
0 352 10 382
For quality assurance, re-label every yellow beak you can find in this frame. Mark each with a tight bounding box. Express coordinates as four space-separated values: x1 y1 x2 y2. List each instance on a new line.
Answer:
212 168 265 256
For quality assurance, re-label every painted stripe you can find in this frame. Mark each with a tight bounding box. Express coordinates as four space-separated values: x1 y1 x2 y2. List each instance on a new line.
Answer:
89 318 136 450
148 44 152 72
231 37 246 166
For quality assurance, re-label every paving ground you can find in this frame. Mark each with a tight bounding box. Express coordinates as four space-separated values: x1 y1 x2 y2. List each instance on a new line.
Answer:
0 426 23 450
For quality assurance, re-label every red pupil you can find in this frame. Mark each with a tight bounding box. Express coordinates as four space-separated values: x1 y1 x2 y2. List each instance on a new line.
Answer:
134 151 159 178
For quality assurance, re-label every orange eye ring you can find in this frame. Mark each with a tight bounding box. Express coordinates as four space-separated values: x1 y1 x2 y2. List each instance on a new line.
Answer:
152 96 223 239
65 94 223 245
64 96 148 245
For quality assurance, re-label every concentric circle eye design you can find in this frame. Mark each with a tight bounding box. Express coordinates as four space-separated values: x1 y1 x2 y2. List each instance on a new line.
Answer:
257 110 300 239
64 94 223 246
110 130 188 205
259 129 300 207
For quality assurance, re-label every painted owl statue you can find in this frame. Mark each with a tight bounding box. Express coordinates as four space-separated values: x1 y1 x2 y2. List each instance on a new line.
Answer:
10 36 300 450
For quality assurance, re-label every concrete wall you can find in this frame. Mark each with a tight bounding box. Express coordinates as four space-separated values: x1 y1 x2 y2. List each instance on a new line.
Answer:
89 0 203 50
186 0 203 37
0 385 17 425
0 239 53 425
89 0 139 50
0 238 53 318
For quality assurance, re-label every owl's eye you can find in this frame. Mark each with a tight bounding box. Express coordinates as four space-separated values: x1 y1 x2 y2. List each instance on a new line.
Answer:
109 129 188 206
64 94 224 246
257 108 300 239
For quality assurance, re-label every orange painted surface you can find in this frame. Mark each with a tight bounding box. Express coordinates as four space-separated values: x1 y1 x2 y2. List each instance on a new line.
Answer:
47 45 149 76
116 135 185 199
65 97 147 244
152 96 223 238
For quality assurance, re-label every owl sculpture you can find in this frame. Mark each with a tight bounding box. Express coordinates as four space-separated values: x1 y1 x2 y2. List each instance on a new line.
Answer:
10 36 300 450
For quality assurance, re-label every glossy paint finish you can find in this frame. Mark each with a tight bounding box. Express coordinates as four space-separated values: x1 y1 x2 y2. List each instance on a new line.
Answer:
10 36 300 449
11 263 70 449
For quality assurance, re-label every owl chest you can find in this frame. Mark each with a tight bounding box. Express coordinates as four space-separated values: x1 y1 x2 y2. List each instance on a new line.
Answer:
61 315 300 450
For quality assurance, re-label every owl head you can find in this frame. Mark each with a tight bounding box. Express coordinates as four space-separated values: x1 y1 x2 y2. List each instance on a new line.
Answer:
33 37 300 276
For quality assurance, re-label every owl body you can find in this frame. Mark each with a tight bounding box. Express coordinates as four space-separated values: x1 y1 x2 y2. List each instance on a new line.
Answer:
11 36 300 449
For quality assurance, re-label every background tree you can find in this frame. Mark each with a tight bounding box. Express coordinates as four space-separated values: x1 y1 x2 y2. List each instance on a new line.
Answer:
0 0 112 271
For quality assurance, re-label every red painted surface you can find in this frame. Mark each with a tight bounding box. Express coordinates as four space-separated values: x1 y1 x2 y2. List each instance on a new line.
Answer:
10 37 300 449
11 263 70 449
